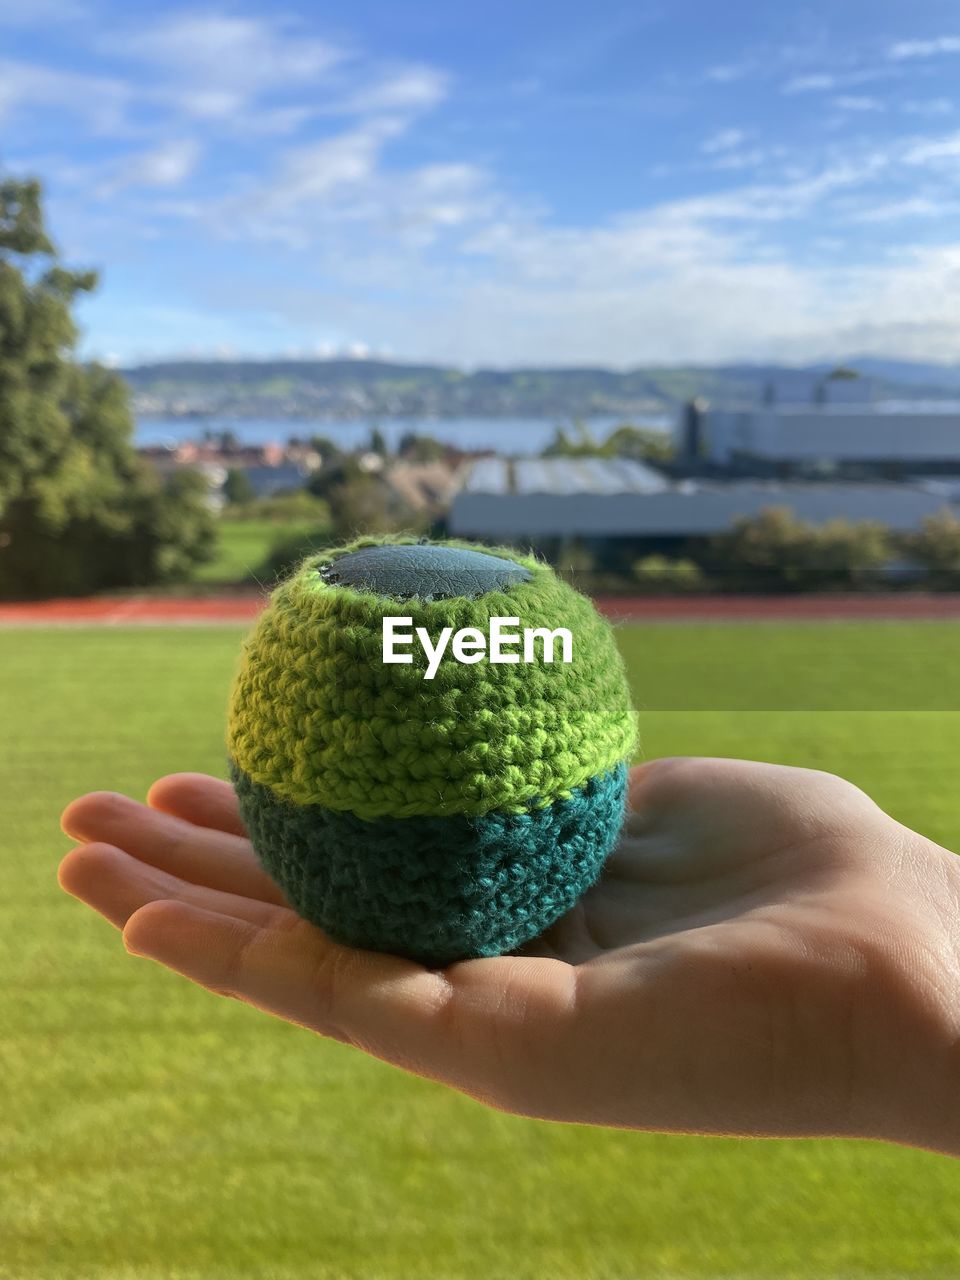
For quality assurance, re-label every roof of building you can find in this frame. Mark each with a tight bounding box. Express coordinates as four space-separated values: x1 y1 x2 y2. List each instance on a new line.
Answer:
451 462 952 538
462 456 669 497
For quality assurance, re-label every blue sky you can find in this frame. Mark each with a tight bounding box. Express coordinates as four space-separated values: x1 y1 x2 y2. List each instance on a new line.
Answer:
2 0 960 366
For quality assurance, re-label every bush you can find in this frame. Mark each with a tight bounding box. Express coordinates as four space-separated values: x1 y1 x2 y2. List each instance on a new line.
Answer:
901 509 960 589
542 422 673 462
604 424 675 463
633 554 705 594
0 465 215 597
222 468 256 505
220 492 330 523
709 506 891 592
397 432 447 462
257 525 337 585
328 474 426 542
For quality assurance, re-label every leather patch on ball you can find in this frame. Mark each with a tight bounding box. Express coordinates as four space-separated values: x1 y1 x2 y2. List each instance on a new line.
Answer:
319 542 533 601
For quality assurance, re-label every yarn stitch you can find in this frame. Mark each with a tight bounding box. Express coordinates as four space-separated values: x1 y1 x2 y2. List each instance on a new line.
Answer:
231 760 628 967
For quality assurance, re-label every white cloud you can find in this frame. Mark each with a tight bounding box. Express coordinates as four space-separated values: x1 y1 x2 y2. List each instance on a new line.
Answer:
349 232 960 366
701 128 747 154
81 12 450 140
904 131 960 163
889 36 960 60
834 96 883 112
785 73 838 93
843 196 958 223
266 120 406 206
708 146 783 173
335 68 449 116
704 63 752 84
214 117 497 255
904 98 954 116
282 138 960 363
784 68 891 95
0 0 87 25
98 139 201 196
110 13 345 104
0 58 131 132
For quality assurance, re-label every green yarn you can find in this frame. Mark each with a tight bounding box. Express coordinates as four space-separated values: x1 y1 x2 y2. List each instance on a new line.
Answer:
228 535 637 820
227 536 638 962
230 760 628 967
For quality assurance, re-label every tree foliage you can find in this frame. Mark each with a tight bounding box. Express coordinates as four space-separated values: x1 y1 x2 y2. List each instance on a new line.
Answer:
327 471 424 542
709 506 891 592
396 431 447 463
222 467 256 505
543 420 674 462
633 554 705 593
902 509 960 588
0 177 214 596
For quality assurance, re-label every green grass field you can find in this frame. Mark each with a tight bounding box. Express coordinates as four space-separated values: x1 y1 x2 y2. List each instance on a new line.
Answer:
3 622 960 1279
191 520 290 585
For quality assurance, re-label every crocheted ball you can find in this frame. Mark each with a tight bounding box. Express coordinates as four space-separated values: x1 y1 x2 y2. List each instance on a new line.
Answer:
227 536 637 966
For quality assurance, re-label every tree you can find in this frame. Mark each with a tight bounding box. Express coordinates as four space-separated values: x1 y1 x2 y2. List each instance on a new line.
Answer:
222 467 256 505
543 426 574 457
604 424 674 463
327 472 423 541
710 506 891 592
204 427 239 452
543 421 599 457
0 177 214 596
543 421 673 463
902 509 960 589
368 426 389 457
308 434 344 466
633 554 704 594
397 431 446 463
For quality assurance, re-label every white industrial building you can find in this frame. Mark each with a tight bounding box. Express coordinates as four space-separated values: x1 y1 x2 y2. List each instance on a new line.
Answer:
682 405 960 471
448 457 949 541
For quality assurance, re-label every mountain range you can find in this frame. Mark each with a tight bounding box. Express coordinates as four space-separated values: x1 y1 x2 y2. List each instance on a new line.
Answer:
122 356 960 422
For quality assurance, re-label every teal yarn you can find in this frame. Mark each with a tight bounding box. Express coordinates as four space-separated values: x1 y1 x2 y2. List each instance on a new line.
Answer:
227 537 637 965
231 761 628 967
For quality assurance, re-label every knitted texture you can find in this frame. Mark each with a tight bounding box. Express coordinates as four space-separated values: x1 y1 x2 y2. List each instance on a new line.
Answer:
228 535 637 819
227 536 638 962
231 760 628 967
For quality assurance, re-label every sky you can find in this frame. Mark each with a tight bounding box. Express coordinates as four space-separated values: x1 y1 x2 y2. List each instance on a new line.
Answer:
2 0 960 368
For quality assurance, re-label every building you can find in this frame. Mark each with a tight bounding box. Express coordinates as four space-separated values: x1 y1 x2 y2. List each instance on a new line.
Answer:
138 440 322 500
679 403 960 476
449 456 950 548
451 458 667 541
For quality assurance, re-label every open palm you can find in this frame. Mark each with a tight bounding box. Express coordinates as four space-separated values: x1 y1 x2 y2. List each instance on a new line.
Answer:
59 758 960 1152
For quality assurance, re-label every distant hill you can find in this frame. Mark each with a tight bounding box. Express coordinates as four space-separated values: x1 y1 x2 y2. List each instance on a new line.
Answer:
121 356 960 421
823 356 960 390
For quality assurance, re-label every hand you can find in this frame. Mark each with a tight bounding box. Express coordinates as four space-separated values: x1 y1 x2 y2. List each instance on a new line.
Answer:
58 759 960 1155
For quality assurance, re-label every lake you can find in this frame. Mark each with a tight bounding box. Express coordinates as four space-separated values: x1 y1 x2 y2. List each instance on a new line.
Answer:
134 414 674 454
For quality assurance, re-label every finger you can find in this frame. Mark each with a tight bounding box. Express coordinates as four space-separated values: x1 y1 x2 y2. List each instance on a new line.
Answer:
61 791 286 906
147 773 248 838
58 841 290 931
123 899 579 1117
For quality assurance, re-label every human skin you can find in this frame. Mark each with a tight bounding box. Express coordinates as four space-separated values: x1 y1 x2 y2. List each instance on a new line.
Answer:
58 758 960 1157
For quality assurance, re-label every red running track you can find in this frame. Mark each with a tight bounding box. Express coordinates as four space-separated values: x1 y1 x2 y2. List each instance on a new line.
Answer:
2 593 960 625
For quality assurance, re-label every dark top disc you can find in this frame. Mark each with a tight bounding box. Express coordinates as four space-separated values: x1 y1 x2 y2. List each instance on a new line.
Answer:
319 542 533 601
